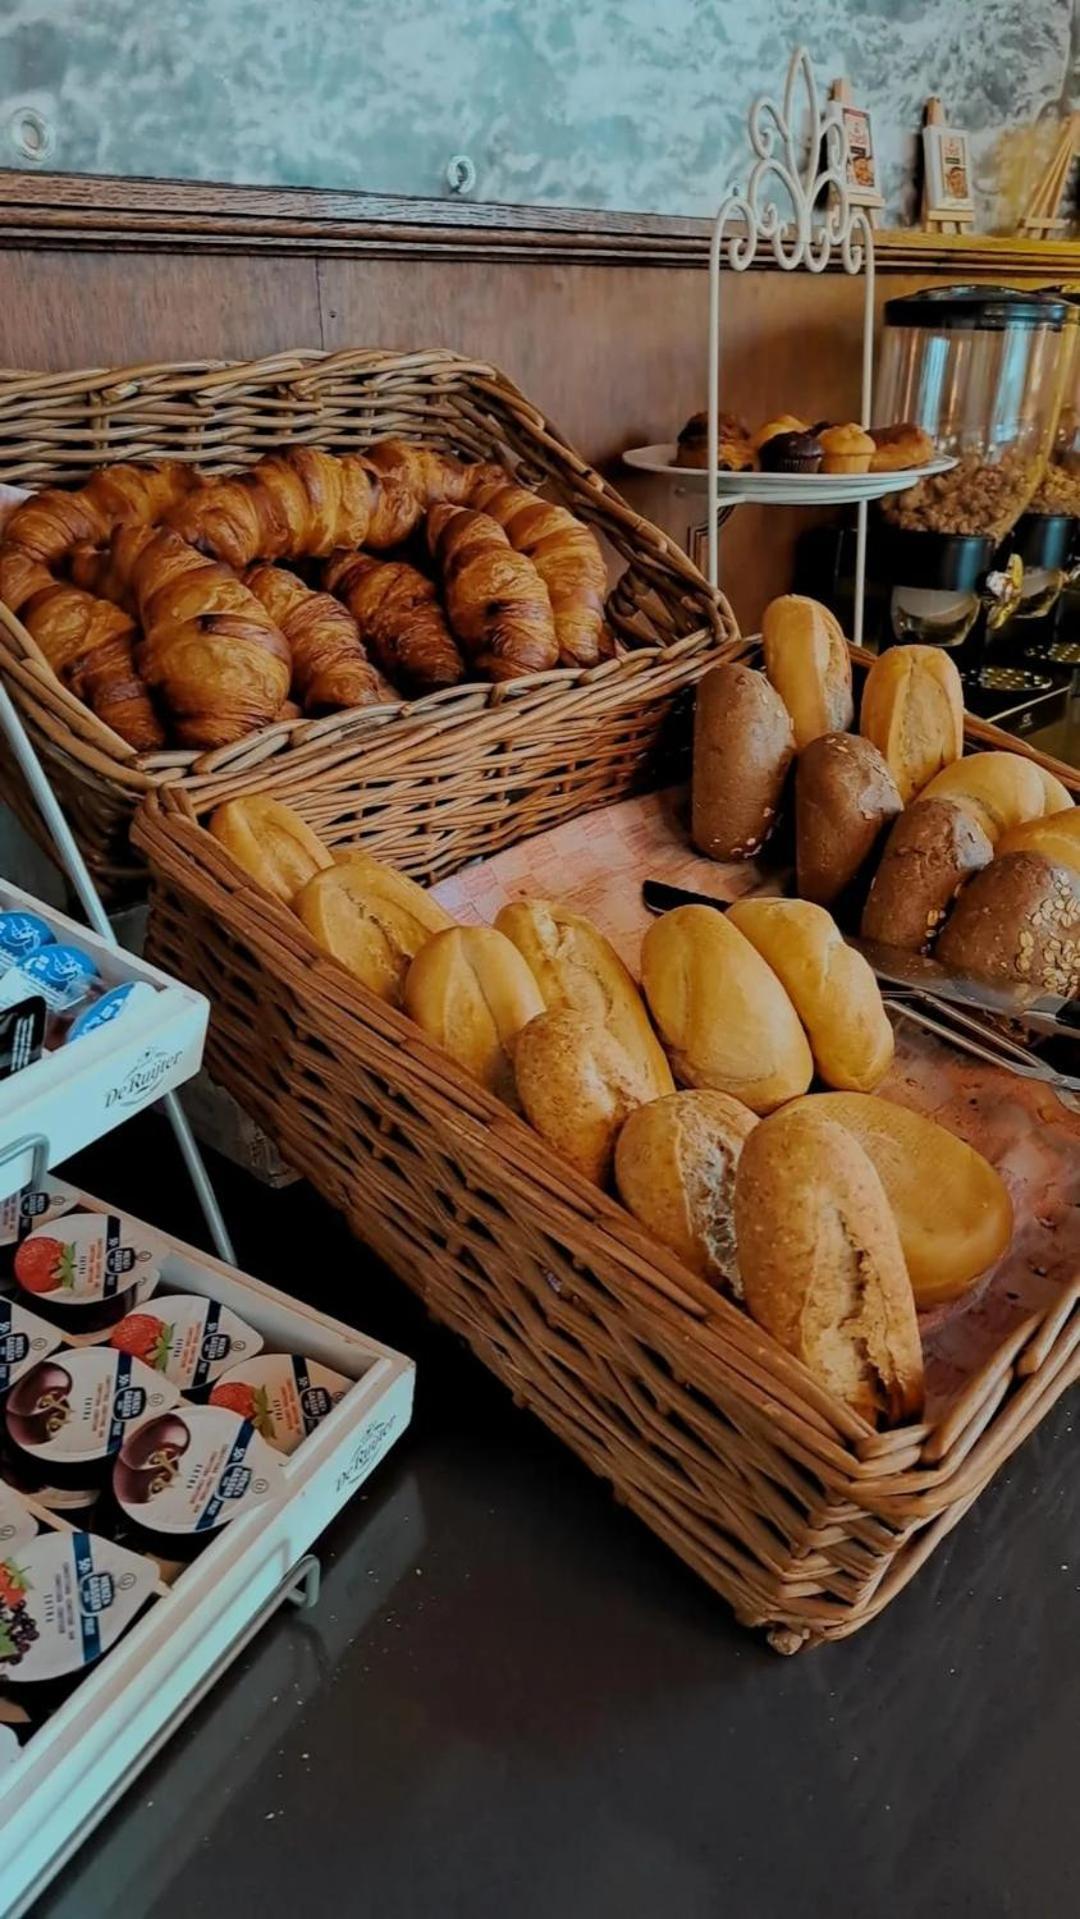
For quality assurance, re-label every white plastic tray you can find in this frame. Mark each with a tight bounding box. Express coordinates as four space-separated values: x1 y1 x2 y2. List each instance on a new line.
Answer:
0 883 208 1202
622 442 956 504
0 1186 415 1914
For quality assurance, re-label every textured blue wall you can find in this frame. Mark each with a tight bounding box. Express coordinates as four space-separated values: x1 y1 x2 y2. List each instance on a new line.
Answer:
0 0 1075 226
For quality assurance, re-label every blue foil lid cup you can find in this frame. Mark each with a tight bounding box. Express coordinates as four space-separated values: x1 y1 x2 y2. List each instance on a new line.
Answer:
11 945 98 1013
65 979 157 1044
0 913 55 966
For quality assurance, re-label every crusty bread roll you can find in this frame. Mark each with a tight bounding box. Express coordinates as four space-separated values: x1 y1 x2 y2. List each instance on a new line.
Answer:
734 1104 924 1424
996 804 1080 875
691 662 795 860
294 855 453 1003
795 732 901 906
919 751 1049 844
761 594 854 749
935 851 1080 997
513 1009 654 1185
493 898 673 1098
403 925 544 1099
1035 767 1075 816
861 798 993 952
614 1091 758 1293
790 1093 1012 1309
208 795 334 904
641 904 813 1113
859 645 963 804
727 897 894 1092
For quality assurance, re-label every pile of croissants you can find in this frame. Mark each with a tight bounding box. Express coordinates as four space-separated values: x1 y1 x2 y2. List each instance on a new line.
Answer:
0 441 613 753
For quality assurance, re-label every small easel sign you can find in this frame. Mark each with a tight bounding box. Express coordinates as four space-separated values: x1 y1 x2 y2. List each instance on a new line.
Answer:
921 96 975 233
829 78 885 224
1019 112 1080 237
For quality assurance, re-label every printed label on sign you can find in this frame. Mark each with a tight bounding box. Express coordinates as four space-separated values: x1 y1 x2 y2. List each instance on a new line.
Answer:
4 1348 180 1465
0 1298 60 1392
0 1181 79 1251
0 1530 156 1682
14 1212 160 1308
208 1353 352 1456
112 1404 283 1535
109 1294 263 1390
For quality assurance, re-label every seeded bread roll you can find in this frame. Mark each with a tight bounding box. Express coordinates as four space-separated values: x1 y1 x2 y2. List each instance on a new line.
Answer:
795 732 902 906
691 662 795 860
861 798 994 952
919 751 1050 844
641 904 813 1113
403 925 545 1100
727 896 894 1092
614 1091 758 1293
859 645 964 804
513 1009 655 1185
294 855 453 1004
935 852 1080 997
761 594 854 749
996 804 1080 875
208 795 334 904
733 1104 924 1424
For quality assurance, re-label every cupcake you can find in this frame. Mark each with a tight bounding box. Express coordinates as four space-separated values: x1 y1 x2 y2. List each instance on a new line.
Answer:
751 414 808 454
759 429 823 474
819 423 875 475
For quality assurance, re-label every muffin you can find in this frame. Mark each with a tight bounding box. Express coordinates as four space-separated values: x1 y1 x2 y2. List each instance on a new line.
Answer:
751 414 808 454
759 429 823 474
819 423 875 475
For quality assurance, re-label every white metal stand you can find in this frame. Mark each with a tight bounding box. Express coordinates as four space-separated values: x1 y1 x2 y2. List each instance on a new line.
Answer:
0 676 235 1263
706 45 876 646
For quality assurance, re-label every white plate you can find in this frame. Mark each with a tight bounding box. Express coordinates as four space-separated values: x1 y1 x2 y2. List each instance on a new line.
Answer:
621 443 957 504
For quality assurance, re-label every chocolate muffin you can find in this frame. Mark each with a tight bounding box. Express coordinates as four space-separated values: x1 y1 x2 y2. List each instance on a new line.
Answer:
760 429 823 474
862 799 993 953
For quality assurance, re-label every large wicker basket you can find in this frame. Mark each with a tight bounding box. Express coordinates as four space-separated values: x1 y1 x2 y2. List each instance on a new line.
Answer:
0 346 733 893
134 678 1080 1649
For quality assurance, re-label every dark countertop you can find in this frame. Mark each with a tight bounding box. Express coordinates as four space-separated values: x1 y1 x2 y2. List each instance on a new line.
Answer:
31 1114 1080 1919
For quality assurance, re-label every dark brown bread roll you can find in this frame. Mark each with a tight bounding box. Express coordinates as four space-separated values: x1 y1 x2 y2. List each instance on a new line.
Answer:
935 852 1080 996
796 732 901 907
862 799 993 952
691 662 795 860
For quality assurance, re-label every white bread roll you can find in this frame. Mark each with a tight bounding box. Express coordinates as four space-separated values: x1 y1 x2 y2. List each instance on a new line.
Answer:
403 925 545 1099
761 594 854 749
641 904 813 1114
734 1104 924 1424
209 795 334 904
790 1092 1013 1309
726 897 894 1092
514 1009 655 1185
294 855 453 1004
858 644 964 804
1036 766 1074 814
494 898 673 1098
614 1090 758 1292
996 803 1080 874
920 752 1050 844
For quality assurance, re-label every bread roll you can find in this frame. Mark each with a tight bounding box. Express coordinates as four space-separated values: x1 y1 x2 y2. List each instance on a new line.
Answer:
935 852 1080 997
919 751 1049 844
1035 768 1075 816
790 1092 1012 1309
861 798 993 952
859 645 963 804
494 898 673 1098
795 732 901 906
996 804 1080 875
208 795 334 904
294 855 453 1003
641 904 813 1113
614 1091 758 1293
734 1105 923 1423
513 1009 654 1185
403 925 545 1099
691 662 795 860
727 897 894 1092
761 594 854 749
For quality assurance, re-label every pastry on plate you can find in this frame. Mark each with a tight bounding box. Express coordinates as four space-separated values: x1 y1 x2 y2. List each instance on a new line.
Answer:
759 429 823 474
674 411 754 471
818 423 875 475
751 414 808 453
870 423 935 472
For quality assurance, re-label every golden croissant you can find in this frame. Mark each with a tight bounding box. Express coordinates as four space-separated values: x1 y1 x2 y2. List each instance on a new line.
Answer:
323 551 465 693
469 478 610 667
244 563 389 714
3 461 197 565
427 504 558 679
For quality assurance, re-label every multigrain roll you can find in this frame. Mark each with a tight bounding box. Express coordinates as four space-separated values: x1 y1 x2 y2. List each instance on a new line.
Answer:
733 1104 924 1424
691 662 795 860
795 732 901 906
513 1009 655 1185
859 645 963 803
727 897 894 1091
293 855 453 1003
920 751 1051 844
403 925 545 1100
861 798 994 952
494 898 673 1098
761 594 854 749
791 1092 1013 1309
208 795 334 904
996 804 1080 874
935 852 1080 997
641 905 813 1113
614 1091 758 1293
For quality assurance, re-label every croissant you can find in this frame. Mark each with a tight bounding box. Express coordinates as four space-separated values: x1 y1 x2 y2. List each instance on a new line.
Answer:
469 479 611 667
72 525 291 748
426 505 558 680
4 461 197 566
323 551 465 693
0 544 164 750
244 563 389 714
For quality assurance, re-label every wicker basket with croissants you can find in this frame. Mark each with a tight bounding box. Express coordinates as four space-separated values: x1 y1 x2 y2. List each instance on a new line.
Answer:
0 440 615 753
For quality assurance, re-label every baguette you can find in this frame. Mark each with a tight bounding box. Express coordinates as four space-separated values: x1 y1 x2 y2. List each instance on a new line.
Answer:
614 1091 757 1293
727 897 894 1092
403 925 544 1100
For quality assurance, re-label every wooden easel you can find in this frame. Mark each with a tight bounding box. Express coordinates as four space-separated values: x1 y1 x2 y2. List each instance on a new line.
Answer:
921 97 975 234
829 77 884 226
1020 113 1080 236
